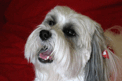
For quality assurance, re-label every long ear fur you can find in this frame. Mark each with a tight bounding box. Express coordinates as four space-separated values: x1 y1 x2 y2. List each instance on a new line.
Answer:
104 26 122 58
85 25 122 81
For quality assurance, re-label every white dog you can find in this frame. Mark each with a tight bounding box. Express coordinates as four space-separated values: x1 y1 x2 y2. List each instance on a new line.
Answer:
25 6 122 81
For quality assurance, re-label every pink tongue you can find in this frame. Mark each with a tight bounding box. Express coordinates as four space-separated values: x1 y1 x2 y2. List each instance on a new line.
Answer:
39 50 52 60
39 54 48 59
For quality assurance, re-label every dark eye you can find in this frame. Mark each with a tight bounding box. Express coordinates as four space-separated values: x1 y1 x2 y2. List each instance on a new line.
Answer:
63 28 76 37
48 20 55 26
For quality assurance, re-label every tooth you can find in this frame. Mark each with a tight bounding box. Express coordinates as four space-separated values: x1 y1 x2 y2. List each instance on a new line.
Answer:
47 56 49 59
44 56 49 60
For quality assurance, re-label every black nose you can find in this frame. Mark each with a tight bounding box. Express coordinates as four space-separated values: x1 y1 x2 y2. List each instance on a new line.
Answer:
39 30 51 41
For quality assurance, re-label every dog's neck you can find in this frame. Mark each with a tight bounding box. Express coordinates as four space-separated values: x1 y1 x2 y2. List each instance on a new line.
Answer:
35 68 85 81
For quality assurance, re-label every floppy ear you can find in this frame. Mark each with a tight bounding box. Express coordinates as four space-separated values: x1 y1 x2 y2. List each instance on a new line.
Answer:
84 25 113 81
84 24 122 81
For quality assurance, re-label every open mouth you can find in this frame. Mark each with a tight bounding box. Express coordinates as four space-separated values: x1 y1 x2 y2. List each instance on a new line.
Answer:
38 46 53 63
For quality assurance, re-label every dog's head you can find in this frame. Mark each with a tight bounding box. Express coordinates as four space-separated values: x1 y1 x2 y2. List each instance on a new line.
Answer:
25 6 112 81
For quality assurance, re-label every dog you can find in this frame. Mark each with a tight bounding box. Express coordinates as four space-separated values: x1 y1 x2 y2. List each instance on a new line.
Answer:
25 6 122 81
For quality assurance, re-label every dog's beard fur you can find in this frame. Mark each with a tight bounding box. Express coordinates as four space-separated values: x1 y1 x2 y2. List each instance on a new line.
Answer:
25 6 122 81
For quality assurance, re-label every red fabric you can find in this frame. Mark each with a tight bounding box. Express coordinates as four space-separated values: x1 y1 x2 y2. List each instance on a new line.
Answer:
0 0 122 81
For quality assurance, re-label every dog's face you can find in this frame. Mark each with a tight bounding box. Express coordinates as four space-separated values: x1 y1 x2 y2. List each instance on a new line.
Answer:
25 6 106 80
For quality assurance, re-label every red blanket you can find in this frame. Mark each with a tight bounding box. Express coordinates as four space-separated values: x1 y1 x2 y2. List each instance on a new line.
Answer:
0 0 122 81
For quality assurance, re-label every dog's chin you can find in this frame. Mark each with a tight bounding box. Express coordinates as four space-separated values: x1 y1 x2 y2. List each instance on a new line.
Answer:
38 46 53 63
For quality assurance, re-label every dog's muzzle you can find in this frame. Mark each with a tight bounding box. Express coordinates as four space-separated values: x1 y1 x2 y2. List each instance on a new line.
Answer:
38 30 53 63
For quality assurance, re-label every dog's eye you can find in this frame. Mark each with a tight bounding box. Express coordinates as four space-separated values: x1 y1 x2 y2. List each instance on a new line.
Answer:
48 20 55 26
63 28 76 37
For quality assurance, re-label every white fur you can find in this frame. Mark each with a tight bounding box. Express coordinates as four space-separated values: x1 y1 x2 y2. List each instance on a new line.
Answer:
25 6 122 81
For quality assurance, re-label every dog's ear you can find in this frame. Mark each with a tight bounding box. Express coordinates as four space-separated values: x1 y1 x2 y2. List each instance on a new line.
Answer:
84 24 109 81
84 24 122 81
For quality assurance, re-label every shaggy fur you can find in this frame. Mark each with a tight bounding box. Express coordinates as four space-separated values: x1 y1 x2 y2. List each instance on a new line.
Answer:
25 6 122 81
